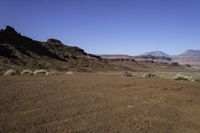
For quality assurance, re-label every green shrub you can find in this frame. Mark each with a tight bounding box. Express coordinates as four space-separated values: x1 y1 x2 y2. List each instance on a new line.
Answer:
3 69 17 76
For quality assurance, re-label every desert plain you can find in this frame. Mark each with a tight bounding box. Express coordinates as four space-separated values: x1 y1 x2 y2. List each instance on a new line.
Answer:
0 73 200 133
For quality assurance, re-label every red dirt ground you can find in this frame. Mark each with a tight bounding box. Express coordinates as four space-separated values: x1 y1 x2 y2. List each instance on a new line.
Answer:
0 74 200 133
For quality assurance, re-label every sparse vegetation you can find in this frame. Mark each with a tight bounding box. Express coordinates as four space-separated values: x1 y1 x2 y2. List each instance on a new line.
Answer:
124 71 134 77
45 72 55 75
174 74 192 81
66 71 73 75
3 69 17 76
143 73 156 78
195 79 200 83
21 69 33 75
33 70 48 75
45 71 62 75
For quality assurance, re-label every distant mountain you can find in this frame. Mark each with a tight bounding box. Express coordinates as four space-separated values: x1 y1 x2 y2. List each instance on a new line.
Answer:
100 50 200 66
134 51 171 62
172 49 200 66
180 49 200 57
143 51 170 58
0 26 120 71
101 51 170 59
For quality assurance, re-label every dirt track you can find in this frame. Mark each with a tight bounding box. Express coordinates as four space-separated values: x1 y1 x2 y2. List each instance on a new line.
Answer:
0 74 200 133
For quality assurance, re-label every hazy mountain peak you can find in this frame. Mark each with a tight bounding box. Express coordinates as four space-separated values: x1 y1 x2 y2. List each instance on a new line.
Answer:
180 49 200 57
143 51 170 58
172 49 200 65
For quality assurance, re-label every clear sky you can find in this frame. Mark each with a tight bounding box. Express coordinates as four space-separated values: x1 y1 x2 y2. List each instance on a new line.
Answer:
0 0 200 55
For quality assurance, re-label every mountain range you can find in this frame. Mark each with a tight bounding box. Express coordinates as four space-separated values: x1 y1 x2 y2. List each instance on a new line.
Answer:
101 50 200 66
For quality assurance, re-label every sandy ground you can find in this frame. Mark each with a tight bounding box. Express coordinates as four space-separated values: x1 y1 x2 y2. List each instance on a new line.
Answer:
0 73 200 133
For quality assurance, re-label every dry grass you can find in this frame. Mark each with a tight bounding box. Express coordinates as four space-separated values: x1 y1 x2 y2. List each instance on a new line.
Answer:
3 69 17 76
21 69 33 75
33 69 48 75
66 71 73 75
124 71 134 77
143 73 157 78
174 74 193 81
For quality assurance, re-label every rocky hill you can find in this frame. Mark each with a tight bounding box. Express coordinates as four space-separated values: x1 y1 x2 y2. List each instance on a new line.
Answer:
0 26 119 72
142 51 170 58
135 51 171 62
172 49 200 66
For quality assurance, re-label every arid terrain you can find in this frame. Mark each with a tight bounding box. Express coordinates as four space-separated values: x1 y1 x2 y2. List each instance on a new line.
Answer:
0 73 200 133
0 26 200 133
1 0 200 132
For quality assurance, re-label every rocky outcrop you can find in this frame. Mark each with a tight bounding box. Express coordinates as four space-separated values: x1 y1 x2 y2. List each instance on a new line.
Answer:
0 26 117 71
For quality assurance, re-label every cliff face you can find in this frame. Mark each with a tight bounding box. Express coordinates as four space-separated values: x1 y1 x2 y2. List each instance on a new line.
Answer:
0 26 116 71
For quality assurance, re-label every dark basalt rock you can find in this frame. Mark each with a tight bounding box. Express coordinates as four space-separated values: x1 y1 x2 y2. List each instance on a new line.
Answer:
0 25 110 71
47 38 62 44
0 26 64 60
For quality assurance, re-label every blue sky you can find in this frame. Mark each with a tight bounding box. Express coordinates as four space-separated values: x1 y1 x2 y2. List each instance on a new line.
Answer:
0 0 200 55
